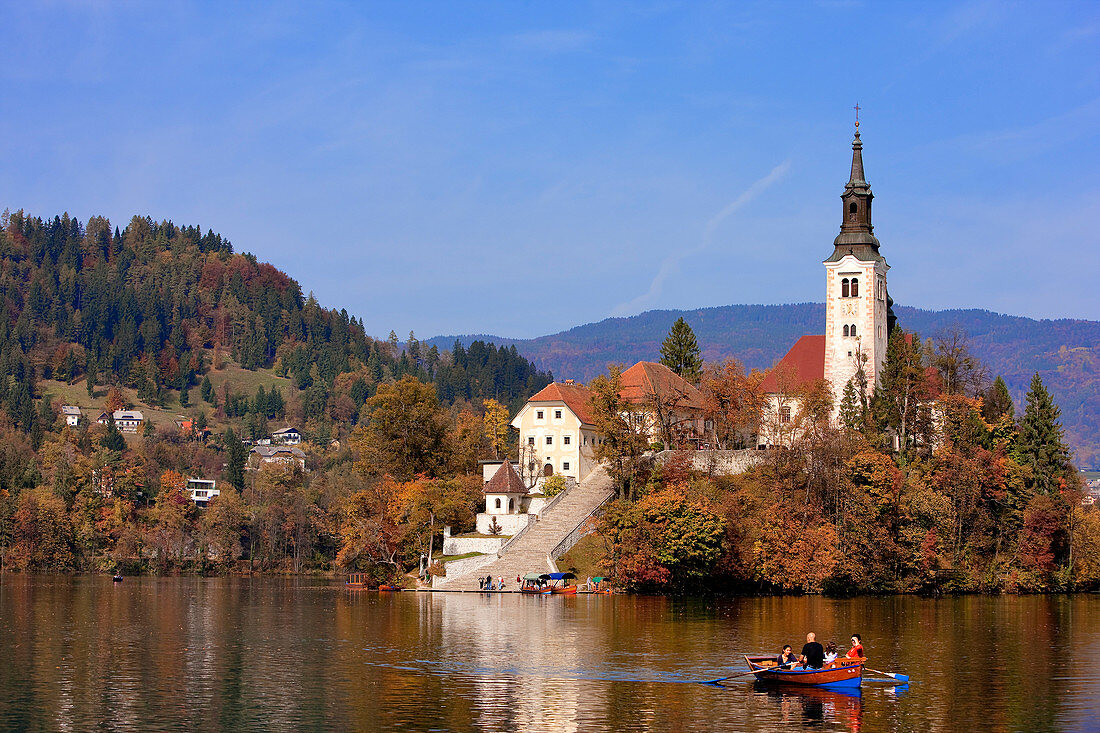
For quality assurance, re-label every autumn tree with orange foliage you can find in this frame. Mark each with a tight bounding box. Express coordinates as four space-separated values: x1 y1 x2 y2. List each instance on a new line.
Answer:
700 359 765 449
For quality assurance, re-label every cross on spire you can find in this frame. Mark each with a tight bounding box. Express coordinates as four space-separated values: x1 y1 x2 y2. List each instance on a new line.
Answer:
853 103 861 128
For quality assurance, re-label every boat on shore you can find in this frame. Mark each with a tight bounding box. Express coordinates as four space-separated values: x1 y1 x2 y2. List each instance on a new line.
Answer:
744 655 863 688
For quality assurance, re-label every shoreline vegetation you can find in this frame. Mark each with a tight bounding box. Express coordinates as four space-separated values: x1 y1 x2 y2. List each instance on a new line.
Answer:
0 212 1093 596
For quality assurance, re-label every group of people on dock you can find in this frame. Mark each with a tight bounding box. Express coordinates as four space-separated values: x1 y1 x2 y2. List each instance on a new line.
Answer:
478 575 506 591
778 633 864 670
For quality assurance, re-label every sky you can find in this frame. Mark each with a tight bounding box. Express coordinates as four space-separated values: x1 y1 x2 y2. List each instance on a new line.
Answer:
1 1 1098 339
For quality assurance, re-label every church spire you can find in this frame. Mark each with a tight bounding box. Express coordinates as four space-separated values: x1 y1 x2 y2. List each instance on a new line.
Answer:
830 116 880 259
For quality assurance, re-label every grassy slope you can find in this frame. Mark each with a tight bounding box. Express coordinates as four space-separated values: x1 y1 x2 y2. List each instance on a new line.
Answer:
39 349 294 434
557 533 610 581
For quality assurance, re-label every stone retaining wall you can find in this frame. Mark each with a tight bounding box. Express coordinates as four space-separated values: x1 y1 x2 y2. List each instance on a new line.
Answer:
432 553 496 587
654 449 763 476
442 535 508 556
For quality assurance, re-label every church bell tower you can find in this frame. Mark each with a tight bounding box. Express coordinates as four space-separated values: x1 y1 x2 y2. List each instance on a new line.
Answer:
823 119 890 411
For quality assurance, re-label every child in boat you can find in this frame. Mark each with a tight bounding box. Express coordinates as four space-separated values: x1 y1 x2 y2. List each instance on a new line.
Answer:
823 641 839 666
845 634 865 659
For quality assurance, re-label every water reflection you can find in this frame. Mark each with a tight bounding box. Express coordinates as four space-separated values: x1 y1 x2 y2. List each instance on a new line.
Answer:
4 577 1100 731
751 682 862 731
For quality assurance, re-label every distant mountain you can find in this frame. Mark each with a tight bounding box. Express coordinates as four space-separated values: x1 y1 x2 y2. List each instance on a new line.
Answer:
427 304 1100 468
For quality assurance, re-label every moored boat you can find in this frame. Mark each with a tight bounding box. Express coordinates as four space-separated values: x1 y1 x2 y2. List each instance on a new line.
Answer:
345 573 369 589
582 576 613 594
520 572 551 594
744 655 863 688
540 572 577 594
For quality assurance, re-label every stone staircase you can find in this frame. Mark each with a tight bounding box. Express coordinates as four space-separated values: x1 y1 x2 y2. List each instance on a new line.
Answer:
434 466 615 590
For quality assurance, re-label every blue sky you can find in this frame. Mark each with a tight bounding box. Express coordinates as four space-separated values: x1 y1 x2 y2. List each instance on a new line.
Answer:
2 1 1098 339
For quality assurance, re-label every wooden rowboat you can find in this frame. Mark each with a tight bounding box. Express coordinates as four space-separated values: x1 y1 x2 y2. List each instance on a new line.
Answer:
744 655 863 688
378 584 402 592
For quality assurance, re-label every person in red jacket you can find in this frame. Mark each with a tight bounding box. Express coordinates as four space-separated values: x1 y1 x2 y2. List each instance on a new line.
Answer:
845 634 865 659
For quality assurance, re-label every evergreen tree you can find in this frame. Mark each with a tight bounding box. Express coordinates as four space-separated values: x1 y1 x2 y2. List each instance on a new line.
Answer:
1017 373 1075 494
223 428 248 491
102 414 126 451
839 379 862 432
982 376 1014 423
659 317 702 382
201 375 215 404
873 327 928 457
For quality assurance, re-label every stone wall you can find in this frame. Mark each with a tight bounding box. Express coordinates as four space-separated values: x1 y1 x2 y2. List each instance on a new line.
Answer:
475 512 533 536
432 553 496 587
442 535 508 556
654 449 763 476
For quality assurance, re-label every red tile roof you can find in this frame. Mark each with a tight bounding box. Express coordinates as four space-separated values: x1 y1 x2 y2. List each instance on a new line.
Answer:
759 335 826 393
526 382 596 425
619 361 705 410
483 460 527 495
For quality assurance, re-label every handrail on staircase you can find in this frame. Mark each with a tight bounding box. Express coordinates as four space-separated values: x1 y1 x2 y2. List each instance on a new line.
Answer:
546 488 615 572
497 477 577 558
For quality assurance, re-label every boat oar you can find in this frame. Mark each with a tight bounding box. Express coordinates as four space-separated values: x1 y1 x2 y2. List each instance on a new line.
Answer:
701 660 797 684
864 667 910 684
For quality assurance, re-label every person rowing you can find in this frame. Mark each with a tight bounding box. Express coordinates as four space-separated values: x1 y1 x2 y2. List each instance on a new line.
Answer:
846 633 865 660
799 632 825 669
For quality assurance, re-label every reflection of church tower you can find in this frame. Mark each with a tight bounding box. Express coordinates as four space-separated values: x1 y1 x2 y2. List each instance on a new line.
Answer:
823 122 891 409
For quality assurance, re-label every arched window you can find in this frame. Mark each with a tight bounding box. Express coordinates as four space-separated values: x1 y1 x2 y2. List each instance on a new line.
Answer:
851 278 859 297
851 324 857 337
841 278 850 298
508 498 515 512
494 498 501 509
849 202 857 215
843 325 849 337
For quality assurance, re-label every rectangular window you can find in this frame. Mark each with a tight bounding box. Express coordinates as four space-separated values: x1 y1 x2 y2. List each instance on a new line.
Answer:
563 462 570 471
780 406 792 424
554 410 562 419
563 436 571 445
528 436 535 446
546 436 553 446
536 410 544 419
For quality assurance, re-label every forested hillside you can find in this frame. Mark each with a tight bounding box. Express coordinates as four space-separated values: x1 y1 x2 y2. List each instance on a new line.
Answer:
0 210 551 455
428 304 1100 467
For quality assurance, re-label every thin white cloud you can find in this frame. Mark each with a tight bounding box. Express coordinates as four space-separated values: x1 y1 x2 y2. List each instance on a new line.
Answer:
610 158 792 317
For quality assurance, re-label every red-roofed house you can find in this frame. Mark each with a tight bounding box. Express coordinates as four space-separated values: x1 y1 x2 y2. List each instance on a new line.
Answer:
511 361 708 481
511 380 599 482
619 361 707 446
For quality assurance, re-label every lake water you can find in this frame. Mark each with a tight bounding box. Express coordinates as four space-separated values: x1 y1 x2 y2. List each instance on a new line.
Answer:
1 576 1098 732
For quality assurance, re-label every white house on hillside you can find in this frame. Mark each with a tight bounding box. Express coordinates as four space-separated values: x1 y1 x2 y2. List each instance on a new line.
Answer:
186 478 219 505
97 410 145 434
271 427 302 445
61 405 81 426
